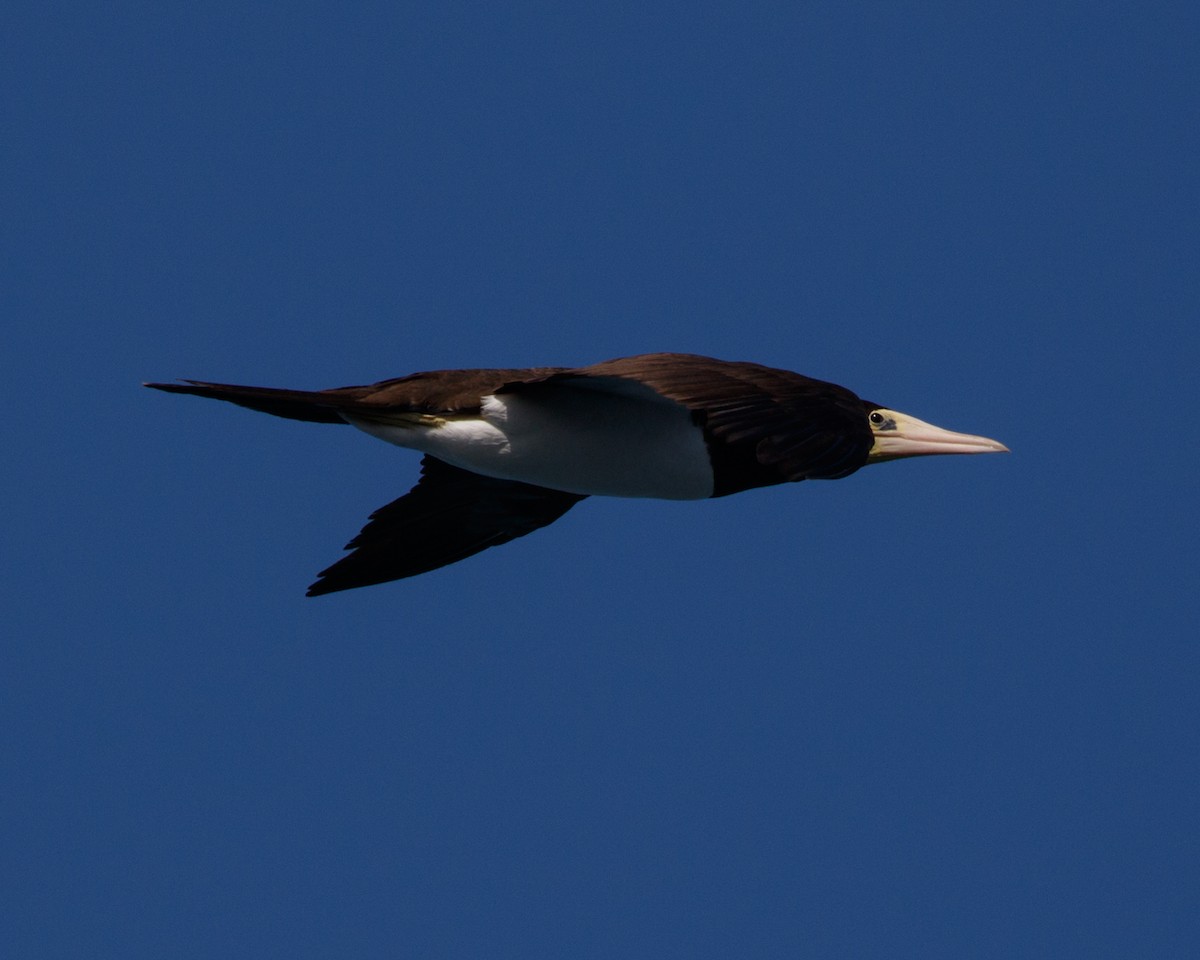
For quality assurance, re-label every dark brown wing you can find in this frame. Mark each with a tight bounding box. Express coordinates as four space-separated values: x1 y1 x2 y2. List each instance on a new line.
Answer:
144 366 568 422
306 456 587 595
502 353 874 495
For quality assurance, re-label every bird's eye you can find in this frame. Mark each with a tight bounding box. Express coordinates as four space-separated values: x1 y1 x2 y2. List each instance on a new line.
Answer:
869 411 885 425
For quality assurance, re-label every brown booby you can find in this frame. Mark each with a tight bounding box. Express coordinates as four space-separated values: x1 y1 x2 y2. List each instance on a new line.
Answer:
146 352 1007 595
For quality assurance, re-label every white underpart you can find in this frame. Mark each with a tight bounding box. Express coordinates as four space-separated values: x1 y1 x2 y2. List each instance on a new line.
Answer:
343 378 715 499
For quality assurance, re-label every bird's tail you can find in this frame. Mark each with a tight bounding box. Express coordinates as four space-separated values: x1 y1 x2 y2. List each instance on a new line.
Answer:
143 379 366 424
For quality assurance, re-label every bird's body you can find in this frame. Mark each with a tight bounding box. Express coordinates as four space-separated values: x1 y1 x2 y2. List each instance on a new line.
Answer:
346 378 715 499
146 352 1006 595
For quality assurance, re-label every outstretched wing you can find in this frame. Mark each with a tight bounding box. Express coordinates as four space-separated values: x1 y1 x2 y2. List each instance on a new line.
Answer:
307 456 587 596
144 365 567 422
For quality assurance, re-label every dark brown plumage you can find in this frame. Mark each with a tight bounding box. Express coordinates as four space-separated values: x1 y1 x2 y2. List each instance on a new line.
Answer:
147 352 1006 594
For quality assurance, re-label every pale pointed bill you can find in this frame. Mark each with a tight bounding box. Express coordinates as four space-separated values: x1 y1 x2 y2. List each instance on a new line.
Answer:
867 410 1009 461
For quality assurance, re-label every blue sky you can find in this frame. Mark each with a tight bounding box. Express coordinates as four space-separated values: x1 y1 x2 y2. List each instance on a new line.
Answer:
4 2 1197 957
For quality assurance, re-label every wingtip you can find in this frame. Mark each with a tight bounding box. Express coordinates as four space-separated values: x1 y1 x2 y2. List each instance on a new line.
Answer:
144 379 201 393
305 571 348 597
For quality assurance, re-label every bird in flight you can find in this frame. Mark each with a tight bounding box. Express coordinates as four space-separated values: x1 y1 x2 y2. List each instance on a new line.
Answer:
146 352 1007 595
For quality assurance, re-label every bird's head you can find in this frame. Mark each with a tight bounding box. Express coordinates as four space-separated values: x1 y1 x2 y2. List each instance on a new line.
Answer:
862 404 1009 463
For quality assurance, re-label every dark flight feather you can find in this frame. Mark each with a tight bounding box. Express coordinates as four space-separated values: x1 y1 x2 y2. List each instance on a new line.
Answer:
306 456 586 595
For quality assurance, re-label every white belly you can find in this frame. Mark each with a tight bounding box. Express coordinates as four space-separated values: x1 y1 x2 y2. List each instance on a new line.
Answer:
343 380 715 499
